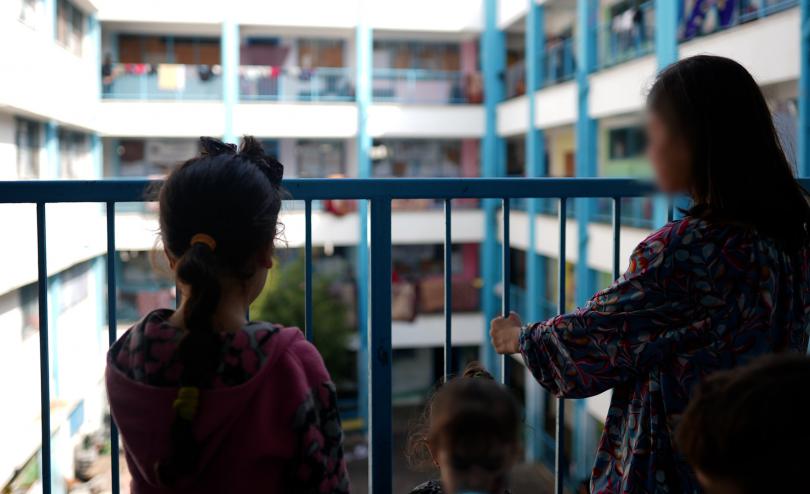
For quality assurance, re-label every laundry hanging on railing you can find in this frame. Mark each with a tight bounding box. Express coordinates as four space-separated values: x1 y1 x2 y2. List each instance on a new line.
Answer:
682 0 738 40
157 64 186 91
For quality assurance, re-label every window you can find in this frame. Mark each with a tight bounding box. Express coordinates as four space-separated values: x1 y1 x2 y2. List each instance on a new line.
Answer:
608 127 646 160
59 262 90 314
20 283 39 339
56 0 84 56
297 39 345 68
373 41 461 71
15 118 40 179
18 0 44 29
372 140 461 177
296 140 345 178
59 130 90 178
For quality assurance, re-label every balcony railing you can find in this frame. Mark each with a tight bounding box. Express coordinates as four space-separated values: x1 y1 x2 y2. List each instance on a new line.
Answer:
372 69 479 104
239 66 355 102
2 177 722 494
598 1 655 68
680 0 799 41
102 63 223 100
543 37 576 87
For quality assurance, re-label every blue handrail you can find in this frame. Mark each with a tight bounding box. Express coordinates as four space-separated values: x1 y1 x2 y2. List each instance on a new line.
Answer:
371 68 474 104
598 1 655 68
9 178 808 493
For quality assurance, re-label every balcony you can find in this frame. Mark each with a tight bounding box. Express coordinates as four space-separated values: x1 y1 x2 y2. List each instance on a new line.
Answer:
680 0 798 41
543 37 576 87
598 1 655 69
372 69 480 105
239 66 355 102
102 63 223 100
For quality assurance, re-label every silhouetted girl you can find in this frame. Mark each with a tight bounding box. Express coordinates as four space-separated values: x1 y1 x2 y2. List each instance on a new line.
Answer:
491 55 810 493
106 137 349 493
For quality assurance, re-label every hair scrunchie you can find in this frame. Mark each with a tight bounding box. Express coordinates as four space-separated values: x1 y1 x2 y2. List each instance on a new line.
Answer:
172 386 200 421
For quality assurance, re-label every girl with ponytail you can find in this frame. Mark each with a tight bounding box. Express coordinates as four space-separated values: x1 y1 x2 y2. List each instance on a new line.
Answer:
105 137 349 494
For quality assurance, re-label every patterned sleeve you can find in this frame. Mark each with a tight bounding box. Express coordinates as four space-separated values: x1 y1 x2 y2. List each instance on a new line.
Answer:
519 220 709 398
290 356 350 493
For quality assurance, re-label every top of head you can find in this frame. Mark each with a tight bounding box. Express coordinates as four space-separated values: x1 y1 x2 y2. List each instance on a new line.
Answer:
158 136 285 269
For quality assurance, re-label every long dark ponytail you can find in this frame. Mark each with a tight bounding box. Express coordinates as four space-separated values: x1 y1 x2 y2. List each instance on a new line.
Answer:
154 136 284 485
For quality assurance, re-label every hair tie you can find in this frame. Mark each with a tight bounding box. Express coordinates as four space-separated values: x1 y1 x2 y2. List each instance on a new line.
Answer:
172 386 200 421
190 233 216 251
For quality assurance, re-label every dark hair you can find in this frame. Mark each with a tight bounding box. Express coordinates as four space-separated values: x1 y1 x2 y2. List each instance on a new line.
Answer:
407 362 519 490
154 136 284 485
676 354 810 494
648 55 810 252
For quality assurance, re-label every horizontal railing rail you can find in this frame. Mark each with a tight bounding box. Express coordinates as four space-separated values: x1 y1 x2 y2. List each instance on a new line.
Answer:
15 177 810 494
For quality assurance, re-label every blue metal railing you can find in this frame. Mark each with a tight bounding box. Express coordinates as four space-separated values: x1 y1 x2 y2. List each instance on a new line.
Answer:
102 63 223 100
371 68 475 104
543 37 576 87
598 1 655 68
240 66 355 102
1 177 676 494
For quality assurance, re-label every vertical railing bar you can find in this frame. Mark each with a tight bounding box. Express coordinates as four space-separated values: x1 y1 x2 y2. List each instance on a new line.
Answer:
304 199 313 342
443 198 453 380
667 197 674 223
368 198 393 494
106 202 121 494
36 202 52 494
556 197 567 494
501 198 511 385
612 198 622 281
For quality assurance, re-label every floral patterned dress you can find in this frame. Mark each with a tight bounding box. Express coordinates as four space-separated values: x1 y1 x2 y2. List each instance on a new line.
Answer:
519 217 810 493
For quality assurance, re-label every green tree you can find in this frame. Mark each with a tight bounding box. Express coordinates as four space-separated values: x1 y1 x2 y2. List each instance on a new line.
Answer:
250 255 353 383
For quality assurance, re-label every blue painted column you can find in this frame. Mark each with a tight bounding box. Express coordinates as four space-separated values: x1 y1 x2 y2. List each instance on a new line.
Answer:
654 0 681 223
355 15 372 432
89 14 101 97
573 0 598 483
45 121 59 179
221 19 239 144
45 0 57 40
91 134 102 178
481 0 506 379
525 0 548 464
574 0 597 312
799 0 810 177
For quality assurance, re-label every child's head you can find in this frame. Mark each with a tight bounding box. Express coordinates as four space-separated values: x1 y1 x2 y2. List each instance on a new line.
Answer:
677 354 810 494
159 136 284 315
410 362 521 494
155 136 284 484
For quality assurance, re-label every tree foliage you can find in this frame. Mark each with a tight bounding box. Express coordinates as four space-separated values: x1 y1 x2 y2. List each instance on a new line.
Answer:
250 256 354 383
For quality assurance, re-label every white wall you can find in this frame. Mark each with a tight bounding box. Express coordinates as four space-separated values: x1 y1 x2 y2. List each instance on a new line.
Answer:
0 260 106 488
98 101 226 138
115 208 486 251
0 203 107 296
497 95 529 137
507 210 652 273
588 55 657 119
368 104 485 138
0 113 17 180
234 103 358 138
535 80 578 129
96 0 483 33
0 2 99 132
679 7 800 86
498 0 528 29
